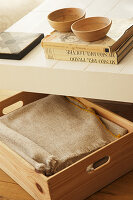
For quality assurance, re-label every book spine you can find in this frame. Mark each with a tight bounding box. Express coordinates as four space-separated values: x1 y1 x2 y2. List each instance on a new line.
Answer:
42 41 109 53
43 47 118 65
116 35 133 56
117 40 133 63
111 25 133 52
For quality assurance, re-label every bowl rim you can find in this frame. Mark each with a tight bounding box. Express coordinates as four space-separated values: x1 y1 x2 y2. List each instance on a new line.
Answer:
71 16 112 33
47 7 86 23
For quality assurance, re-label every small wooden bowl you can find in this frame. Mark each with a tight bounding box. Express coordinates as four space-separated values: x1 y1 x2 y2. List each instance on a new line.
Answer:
71 17 112 42
48 8 86 32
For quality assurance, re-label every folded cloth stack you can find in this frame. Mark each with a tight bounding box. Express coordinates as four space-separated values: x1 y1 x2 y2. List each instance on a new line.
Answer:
0 95 127 176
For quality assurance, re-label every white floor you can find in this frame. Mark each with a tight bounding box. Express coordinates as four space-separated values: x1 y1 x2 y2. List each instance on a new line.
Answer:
0 0 43 32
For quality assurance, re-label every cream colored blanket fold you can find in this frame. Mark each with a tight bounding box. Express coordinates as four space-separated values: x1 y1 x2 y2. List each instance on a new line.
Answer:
0 95 127 176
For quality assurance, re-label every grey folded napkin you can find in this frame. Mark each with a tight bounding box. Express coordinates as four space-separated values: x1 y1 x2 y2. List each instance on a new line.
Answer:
0 95 127 176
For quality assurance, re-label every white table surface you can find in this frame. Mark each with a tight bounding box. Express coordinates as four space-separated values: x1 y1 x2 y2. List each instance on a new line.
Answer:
0 0 133 102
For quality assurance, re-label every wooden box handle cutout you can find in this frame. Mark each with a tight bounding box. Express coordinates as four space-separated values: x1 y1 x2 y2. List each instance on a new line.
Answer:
2 101 23 115
0 92 46 117
86 156 110 173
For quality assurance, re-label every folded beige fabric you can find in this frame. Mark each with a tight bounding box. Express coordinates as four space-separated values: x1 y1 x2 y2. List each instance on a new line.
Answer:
0 95 127 176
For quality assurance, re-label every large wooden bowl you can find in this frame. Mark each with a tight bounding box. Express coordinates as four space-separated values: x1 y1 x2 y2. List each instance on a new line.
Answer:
71 17 112 42
48 8 85 32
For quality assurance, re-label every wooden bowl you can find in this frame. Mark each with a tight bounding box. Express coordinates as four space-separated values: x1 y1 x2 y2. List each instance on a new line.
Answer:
71 17 112 42
48 8 86 32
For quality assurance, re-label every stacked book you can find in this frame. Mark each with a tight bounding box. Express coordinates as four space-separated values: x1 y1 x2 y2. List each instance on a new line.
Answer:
42 18 133 65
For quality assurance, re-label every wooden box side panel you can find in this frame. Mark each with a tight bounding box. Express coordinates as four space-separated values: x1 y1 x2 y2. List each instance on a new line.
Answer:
0 92 133 200
0 92 51 200
48 97 133 200
0 141 51 200
77 97 133 132
48 132 133 200
0 91 46 117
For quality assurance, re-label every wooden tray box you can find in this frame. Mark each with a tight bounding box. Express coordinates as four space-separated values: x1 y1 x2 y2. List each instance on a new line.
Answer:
0 92 133 200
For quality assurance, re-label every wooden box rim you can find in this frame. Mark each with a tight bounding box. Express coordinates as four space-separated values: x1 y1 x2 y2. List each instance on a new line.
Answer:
0 92 133 200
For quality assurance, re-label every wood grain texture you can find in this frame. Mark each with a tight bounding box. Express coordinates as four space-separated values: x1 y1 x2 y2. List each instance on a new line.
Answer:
85 98 133 200
0 169 15 183
48 8 85 32
0 140 51 200
0 93 51 200
88 98 133 122
86 170 133 200
0 91 132 200
0 180 33 200
0 170 133 200
47 97 133 200
78 97 133 131
48 132 133 200
71 17 112 42
0 169 33 200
